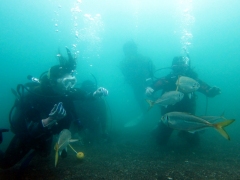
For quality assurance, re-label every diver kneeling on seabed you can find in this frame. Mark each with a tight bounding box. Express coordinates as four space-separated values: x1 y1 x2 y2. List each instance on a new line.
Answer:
0 47 108 169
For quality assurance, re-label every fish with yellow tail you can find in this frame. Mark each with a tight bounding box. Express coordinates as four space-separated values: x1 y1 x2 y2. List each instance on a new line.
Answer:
54 129 79 167
161 112 235 140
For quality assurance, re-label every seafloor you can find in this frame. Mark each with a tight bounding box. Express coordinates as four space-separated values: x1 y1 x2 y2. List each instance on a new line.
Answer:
0 130 239 180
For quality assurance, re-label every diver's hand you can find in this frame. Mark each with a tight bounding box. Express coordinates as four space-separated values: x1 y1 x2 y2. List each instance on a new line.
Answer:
207 86 221 97
42 102 66 128
49 102 66 120
93 87 109 97
145 87 154 96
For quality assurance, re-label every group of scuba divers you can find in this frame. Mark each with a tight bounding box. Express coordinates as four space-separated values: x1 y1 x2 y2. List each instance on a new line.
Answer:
120 40 233 144
0 40 233 170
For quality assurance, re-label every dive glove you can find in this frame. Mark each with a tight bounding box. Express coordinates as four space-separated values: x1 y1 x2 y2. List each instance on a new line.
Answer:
49 102 66 120
145 87 154 96
93 87 108 97
207 86 221 97
42 102 66 128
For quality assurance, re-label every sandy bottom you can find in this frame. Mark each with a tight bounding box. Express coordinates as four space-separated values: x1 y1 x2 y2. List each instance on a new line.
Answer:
1 133 240 180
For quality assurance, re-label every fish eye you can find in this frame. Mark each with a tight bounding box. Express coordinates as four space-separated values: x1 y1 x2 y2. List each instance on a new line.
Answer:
193 83 197 87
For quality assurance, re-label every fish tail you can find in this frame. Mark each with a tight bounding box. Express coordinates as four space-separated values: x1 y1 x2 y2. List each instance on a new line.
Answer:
54 143 59 167
213 119 235 140
146 99 154 111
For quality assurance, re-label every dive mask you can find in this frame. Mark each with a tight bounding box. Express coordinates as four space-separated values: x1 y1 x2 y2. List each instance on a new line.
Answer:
171 56 190 72
57 75 77 91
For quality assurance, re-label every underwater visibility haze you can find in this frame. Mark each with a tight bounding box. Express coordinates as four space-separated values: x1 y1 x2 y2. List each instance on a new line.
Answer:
0 0 240 179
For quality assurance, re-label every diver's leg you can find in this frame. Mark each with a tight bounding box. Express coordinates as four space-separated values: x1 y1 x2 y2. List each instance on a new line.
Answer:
35 136 53 158
178 131 200 146
19 136 53 169
0 135 31 169
132 86 148 113
152 122 173 145
19 150 37 170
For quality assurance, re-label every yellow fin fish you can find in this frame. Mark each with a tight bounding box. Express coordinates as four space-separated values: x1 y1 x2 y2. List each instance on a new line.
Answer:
213 119 235 140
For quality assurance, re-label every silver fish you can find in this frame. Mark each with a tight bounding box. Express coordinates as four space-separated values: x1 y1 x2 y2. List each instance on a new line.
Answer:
54 129 79 167
146 91 184 110
161 112 235 140
176 76 200 93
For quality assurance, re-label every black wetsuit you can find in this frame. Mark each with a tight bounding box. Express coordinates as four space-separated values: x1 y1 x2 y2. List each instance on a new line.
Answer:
151 69 216 145
73 97 108 143
0 83 94 169
120 54 154 112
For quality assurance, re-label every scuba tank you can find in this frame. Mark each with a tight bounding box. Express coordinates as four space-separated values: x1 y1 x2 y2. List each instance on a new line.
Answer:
9 74 43 133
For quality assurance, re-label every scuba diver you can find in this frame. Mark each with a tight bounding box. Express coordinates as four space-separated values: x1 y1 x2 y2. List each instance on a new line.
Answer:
146 56 221 145
0 47 108 169
72 80 109 144
120 40 155 125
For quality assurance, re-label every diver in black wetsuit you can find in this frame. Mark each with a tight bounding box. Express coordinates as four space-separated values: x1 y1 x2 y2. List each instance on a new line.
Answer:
146 56 221 145
72 80 109 144
120 40 155 118
0 47 108 169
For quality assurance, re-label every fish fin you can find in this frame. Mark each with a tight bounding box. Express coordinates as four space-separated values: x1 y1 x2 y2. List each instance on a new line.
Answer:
213 119 235 140
55 143 59 167
69 139 79 143
188 127 209 133
181 111 192 115
220 111 227 120
146 99 154 111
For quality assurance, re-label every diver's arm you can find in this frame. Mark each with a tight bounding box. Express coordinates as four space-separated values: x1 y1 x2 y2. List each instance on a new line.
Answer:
197 79 221 97
71 88 108 100
69 88 96 101
11 106 48 138
152 77 169 91
10 93 53 138
41 102 66 129
145 77 168 96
